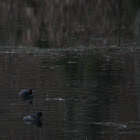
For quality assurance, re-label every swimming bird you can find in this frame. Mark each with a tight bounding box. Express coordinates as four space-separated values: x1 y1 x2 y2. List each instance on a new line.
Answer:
19 89 34 103
23 112 42 126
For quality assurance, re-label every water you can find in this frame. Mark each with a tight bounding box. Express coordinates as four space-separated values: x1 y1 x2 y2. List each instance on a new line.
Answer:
0 51 139 139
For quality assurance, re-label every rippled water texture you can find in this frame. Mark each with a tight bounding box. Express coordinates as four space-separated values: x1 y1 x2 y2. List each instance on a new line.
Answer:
0 51 140 140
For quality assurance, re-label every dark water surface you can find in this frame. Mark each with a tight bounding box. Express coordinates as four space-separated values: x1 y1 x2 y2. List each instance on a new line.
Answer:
0 51 140 140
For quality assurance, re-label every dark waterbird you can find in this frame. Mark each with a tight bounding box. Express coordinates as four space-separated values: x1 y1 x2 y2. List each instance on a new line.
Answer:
19 88 34 104
23 112 43 127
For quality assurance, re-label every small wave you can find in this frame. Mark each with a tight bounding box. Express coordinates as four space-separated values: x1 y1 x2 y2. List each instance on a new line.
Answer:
67 61 77 64
45 97 65 101
91 121 127 129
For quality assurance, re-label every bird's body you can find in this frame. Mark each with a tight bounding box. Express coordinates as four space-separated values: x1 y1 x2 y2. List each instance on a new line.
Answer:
19 89 33 102
23 112 42 125
23 114 37 121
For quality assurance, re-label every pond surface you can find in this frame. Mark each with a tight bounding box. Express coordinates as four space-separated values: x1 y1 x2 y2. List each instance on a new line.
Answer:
0 50 140 140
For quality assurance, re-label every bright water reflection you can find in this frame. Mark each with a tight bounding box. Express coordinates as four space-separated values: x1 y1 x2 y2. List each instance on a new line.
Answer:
0 51 139 140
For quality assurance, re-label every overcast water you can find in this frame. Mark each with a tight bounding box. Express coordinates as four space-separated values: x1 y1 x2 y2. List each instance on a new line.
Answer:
0 51 139 140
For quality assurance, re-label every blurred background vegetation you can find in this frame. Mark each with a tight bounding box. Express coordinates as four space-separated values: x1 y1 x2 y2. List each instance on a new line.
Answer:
0 0 140 48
